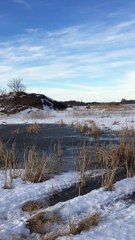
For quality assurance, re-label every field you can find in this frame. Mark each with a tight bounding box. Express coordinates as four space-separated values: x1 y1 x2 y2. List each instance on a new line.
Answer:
0 104 135 240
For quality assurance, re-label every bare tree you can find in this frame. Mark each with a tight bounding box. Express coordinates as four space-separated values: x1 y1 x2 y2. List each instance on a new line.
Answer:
0 88 7 96
8 78 26 93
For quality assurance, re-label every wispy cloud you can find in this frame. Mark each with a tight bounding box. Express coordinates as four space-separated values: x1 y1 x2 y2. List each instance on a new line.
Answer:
13 0 31 9
0 17 135 101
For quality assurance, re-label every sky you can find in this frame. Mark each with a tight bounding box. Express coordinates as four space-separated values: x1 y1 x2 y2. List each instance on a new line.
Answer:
0 0 135 102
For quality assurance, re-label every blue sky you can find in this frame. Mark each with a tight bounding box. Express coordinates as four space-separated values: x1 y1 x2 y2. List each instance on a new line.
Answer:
0 0 135 101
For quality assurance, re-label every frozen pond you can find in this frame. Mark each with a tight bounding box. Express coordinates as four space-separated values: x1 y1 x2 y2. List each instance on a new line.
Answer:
0 124 122 171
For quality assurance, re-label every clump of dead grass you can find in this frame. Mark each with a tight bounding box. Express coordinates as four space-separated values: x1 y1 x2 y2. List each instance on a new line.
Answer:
39 212 100 240
22 199 49 212
90 120 100 138
23 146 52 183
73 121 100 137
97 127 135 190
118 127 135 177
57 119 66 126
70 213 100 235
26 123 41 134
0 140 18 189
26 211 61 234
23 144 62 183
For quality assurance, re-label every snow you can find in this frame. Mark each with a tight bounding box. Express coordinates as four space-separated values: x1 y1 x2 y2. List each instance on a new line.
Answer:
0 169 134 239
0 104 135 131
45 177 135 240
0 170 99 239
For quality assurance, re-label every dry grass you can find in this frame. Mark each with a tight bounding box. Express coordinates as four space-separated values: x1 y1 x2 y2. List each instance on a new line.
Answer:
23 144 62 183
73 126 135 191
0 139 62 186
26 123 41 134
118 127 135 177
23 146 52 183
0 140 17 189
98 146 123 190
27 210 100 239
27 211 61 234
39 212 100 240
73 121 100 138
58 119 66 126
76 139 90 188
70 213 100 235
73 122 89 134
90 121 100 138
97 127 135 190
87 103 123 111
22 199 49 212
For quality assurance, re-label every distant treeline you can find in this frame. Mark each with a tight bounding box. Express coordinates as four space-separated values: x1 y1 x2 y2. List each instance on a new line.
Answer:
63 99 135 107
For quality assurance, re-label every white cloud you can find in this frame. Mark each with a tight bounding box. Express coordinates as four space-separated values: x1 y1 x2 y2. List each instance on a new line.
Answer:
27 85 122 102
13 0 31 9
0 18 135 101
121 70 135 99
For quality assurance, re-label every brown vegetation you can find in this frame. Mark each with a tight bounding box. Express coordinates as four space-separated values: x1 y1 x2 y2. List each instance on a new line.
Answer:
26 123 41 134
70 213 100 235
27 211 61 234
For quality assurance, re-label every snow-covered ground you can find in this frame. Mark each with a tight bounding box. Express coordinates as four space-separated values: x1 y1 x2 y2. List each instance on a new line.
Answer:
0 104 135 131
0 171 86 239
0 170 134 240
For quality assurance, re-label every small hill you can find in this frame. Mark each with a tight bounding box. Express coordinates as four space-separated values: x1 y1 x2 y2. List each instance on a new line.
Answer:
0 91 67 114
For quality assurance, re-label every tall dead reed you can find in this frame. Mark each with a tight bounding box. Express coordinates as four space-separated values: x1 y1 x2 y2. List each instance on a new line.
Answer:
23 144 62 183
0 140 17 188
23 146 51 182
97 127 135 190
26 123 41 134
